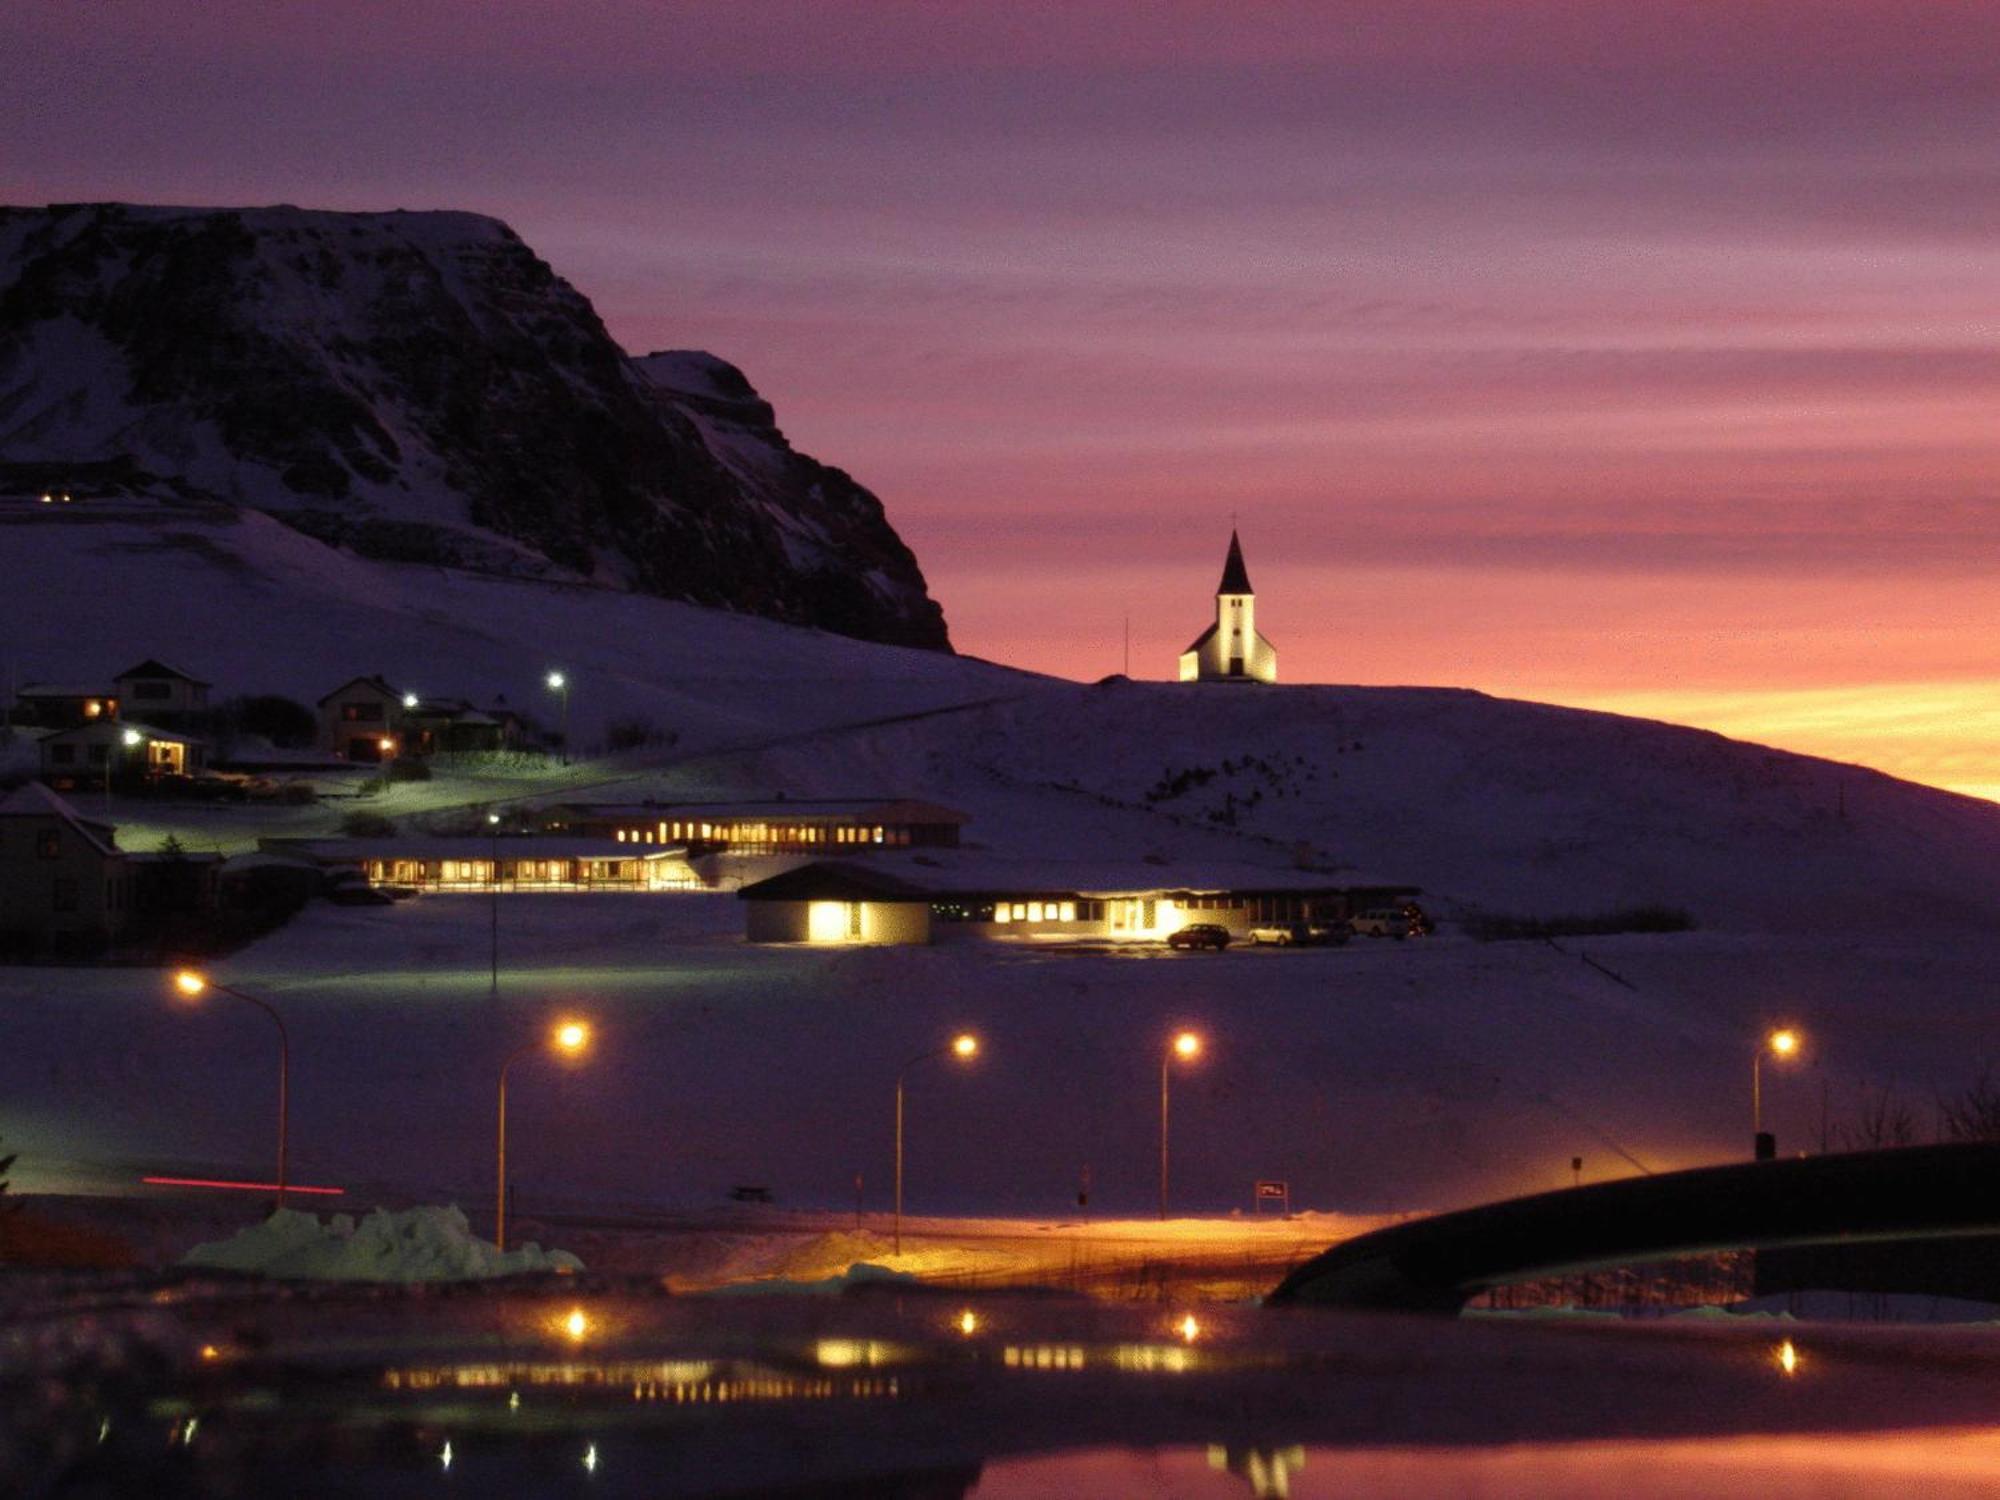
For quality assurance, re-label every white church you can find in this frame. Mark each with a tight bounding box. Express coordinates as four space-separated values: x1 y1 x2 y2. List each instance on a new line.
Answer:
1178 531 1277 684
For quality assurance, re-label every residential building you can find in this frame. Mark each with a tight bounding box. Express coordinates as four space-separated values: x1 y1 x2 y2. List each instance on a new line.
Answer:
1179 531 1277 684
265 837 699 892
400 697 514 755
317 675 404 762
739 853 1417 945
540 798 969 853
38 720 207 791
13 681 118 728
0 782 130 945
112 659 210 726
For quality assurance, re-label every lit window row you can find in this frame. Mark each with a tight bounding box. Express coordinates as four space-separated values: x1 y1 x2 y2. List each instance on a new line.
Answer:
992 901 1079 924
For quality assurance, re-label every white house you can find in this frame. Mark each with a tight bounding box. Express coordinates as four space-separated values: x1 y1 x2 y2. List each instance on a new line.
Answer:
1179 531 1277 684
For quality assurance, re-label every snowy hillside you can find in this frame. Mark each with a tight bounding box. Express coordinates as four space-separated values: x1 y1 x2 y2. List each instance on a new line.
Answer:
732 683 2000 933
9 498 2000 934
0 202 947 648
0 507 1017 756
7 510 2000 1223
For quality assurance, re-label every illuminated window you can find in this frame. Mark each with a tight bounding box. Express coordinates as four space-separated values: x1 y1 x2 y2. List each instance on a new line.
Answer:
1059 902 1076 922
993 906 1010 923
1012 903 1028 921
616 830 627 843
1027 902 1044 922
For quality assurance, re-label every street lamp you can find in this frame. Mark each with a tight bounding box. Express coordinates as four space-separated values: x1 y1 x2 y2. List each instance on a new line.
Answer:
894 1032 979 1256
495 1017 592 1250
545 671 569 765
1753 1027 1802 1160
1160 1030 1202 1220
486 813 502 999
172 970 290 1208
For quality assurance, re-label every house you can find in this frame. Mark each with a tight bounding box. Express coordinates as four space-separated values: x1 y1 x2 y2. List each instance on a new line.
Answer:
317 675 405 761
12 681 118 729
0 782 131 947
738 852 1418 945
264 837 699 892
400 697 514 756
38 720 207 791
112 659 210 726
539 798 969 853
1179 531 1277 684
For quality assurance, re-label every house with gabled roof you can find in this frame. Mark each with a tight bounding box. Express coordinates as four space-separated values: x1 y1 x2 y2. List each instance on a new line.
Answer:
316 674 405 762
0 781 130 946
113 659 210 724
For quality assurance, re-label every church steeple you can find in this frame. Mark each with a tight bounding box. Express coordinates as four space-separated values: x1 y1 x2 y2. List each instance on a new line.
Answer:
1217 530 1253 595
1178 529 1277 684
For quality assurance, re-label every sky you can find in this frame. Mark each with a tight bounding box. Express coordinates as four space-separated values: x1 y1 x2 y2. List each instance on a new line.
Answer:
6 2 2000 795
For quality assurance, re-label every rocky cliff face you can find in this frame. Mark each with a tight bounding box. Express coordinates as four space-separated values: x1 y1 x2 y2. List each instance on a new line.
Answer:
0 203 949 650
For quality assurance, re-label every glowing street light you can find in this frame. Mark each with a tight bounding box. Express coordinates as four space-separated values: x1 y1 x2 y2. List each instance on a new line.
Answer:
545 670 570 765
402 692 419 710
1160 1030 1203 1220
171 970 290 1207
894 1032 980 1256
1753 1027 1803 1160
495 1017 593 1250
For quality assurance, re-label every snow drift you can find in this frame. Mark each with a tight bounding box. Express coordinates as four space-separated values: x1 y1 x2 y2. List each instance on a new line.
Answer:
180 1204 582 1281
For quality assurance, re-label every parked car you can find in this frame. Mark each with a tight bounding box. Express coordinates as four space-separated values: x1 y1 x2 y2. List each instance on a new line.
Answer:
1309 920 1353 945
1166 923 1231 951
1351 907 1418 938
1249 923 1312 946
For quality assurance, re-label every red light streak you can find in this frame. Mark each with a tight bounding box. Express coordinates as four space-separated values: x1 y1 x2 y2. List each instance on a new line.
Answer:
142 1175 344 1196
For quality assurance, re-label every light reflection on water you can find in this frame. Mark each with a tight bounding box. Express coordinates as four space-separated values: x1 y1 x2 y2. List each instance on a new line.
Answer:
967 1432 2000 1498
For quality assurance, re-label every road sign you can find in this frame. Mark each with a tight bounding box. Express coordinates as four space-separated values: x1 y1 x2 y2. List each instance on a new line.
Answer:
1254 1179 1290 1215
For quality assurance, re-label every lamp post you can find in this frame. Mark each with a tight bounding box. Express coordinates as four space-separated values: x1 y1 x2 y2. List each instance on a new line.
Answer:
486 812 501 999
173 970 289 1208
546 671 569 765
496 1018 592 1250
1160 1030 1202 1220
109 727 140 814
894 1033 979 1256
1753 1027 1801 1160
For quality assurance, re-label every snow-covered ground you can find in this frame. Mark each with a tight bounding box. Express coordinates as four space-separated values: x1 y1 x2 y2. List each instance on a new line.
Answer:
4 893 1996 1235
8 509 2000 1282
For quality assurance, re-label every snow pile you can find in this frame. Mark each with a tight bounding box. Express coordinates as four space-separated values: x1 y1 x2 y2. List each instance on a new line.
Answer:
180 1205 582 1281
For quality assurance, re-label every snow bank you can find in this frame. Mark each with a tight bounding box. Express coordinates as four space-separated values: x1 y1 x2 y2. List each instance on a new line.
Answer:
180 1205 582 1281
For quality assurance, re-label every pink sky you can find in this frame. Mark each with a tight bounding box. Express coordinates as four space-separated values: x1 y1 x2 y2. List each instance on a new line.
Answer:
6 3 1999 793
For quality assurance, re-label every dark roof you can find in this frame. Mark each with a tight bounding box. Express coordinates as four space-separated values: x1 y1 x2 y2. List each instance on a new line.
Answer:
115 659 209 686
1217 530 1253 595
1181 622 1218 657
739 854 1419 903
316 675 400 706
550 798 970 826
0 782 120 856
736 862 939 903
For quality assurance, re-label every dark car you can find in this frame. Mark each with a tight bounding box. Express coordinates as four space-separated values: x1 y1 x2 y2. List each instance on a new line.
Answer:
1166 923 1231 951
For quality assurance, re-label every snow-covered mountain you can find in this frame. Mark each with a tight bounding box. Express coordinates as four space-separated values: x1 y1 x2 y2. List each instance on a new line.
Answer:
0 202 948 649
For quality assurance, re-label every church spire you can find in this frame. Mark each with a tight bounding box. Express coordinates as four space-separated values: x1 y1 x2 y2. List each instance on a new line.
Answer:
1217 529 1253 596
